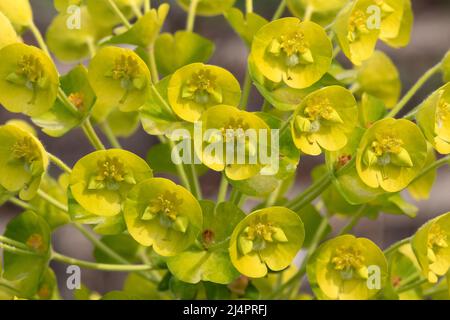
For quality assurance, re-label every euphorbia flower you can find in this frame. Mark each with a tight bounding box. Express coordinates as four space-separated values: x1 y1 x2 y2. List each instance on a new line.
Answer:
251 17 332 89
88 46 151 121
0 43 59 117
290 86 358 155
69 149 153 217
229 207 304 278
307 235 388 300
194 105 271 181
416 83 450 155
0 123 48 200
167 63 241 122
356 118 427 192
333 0 380 65
124 177 202 256
412 212 450 283
176 0 236 16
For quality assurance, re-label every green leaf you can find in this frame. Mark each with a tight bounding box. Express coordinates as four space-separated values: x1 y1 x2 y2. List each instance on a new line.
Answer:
169 277 199 300
105 4 169 48
297 204 331 248
93 234 139 264
224 8 268 47
36 268 60 300
123 273 169 300
155 31 215 77
32 65 93 137
203 282 231 300
166 201 244 284
408 144 437 201
101 291 134 300
2 211 51 298
106 108 140 138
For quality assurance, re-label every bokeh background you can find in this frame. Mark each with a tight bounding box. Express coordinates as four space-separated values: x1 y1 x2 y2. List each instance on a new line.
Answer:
0 0 449 299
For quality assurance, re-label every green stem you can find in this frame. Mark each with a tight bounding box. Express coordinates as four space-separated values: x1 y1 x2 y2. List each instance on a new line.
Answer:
28 21 51 56
303 5 314 21
37 189 68 212
266 182 282 207
150 84 175 116
246 0 253 13
51 252 152 272
106 0 132 29
279 114 294 137
0 242 38 256
217 174 229 203
286 173 333 211
386 63 442 118
412 154 450 183
396 278 428 294
337 205 367 236
131 2 143 18
186 0 200 32
229 188 243 206
261 100 271 112
82 119 106 150
100 122 122 149
384 237 412 256
168 140 193 192
272 0 287 20
240 70 252 110
0 236 30 251
57 88 81 116
48 153 72 174
149 45 160 83
9 197 36 211
144 0 151 13
189 163 202 200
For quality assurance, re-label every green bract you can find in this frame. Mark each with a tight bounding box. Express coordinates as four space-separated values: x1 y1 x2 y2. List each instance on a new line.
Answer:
291 86 358 155
412 212 450 283
155 31 215 76
194 105 271 181
442 51 450 83
333 0 380 66
307 235 388 300
106 4 169 48
416 83 450 155
86 0 144 28
287 0 348 26
167 63 241 122
229 207 304 278
166 201 244 284
88 46 151 120
0 124 48 200
69 149 153 217
355 51 401 108
176 0 236 16
0 43 59 117
124 177 202 256
46 6 108 62
0 12 18 49
356 118 428 192
224 8 268 47
251 18 332 89
0 0 32 33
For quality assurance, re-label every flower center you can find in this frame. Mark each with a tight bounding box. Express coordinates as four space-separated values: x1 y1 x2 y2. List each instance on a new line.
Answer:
269 31 314 67
371 135 403 157
221 117 250 141
107 55 145 104
331 246 367 280
294 98 343 135
68 92 85 111
141 191 188 233
428 224 448 250
88 156 136 191
6 54 48 104
238 216 288 255
12 136 39 164
182 69 222 105
347 10 369 42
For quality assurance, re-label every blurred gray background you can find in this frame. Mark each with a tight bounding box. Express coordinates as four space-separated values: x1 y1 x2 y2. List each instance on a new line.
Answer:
0 0 449 299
